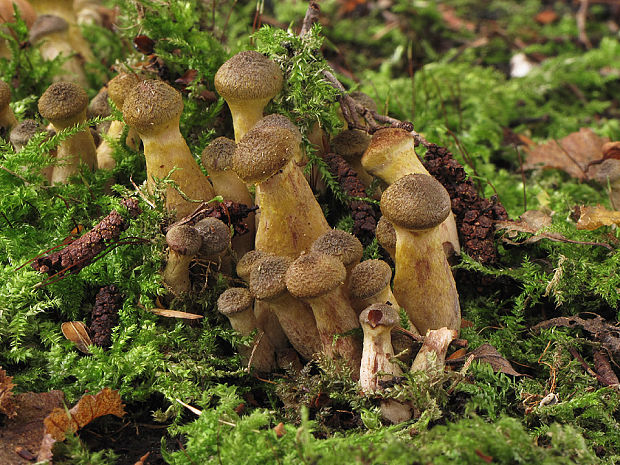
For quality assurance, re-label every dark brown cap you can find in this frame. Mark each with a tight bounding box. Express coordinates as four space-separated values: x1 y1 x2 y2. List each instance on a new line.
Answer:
249 255 293 300
217 287 253 316
359 303 399 329
237 250 271 283
332 129 371 160
10 119 39 150
122 80 183 135
310 229 363 268
380 174 450 230
29 15 69 43
108 73 141 109
214 51 283 103
194 217 231 257
88 89 110 119
349 260 392 300
349 91 377 112
285 252 346 299
38 82 89 122
375 216 396 251
165 224 202 256
201 137 236 172
252 114 302 144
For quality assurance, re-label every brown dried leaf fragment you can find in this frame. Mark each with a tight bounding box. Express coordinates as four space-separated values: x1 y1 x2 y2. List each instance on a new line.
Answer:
575 205 620 230
523 128 609 180
446 343 523 376
0 368 17 418
44 388 126 441
61 322 93 354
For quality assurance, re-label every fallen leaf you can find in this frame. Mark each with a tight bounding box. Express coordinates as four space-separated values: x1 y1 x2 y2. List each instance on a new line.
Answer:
523 128 609 180
446 347 467 361
133 35 155 54
44 388 126 441
174 69 198 86
0 367 17 418
535 9 557 24
61 321 92 354
475 449 494 463
273 422 286 438
533 314 620 356
150 308 203 319
134 451 151 465
593 350 619 387
438 4 476 31
575 205 620 230
602 141 620 161
0 390 64 465
447 344 523 376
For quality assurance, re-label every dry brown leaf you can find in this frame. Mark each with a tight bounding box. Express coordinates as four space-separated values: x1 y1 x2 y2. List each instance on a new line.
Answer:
534 9 558 24
523 128 609 180
0 390 64 465
0 367 17 418
150 308 203 319
447 344 523 376
602 141 620 160
576 205 620 230
438 4 476 31
61 321 93 354
273 422 286 438
44 387 126 441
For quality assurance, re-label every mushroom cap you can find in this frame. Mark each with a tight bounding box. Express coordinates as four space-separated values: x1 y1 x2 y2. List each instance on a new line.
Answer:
165 224 202 256
201 137 236 172
0 0 36 29
364 127 413 158
122 80 183 134
349 91 377 112
310 229 363 268
214 51 283 103
0 80 10 108
233 126 300 184
332 129 371 160
359 303 399 329
38 82 89 122
10 119 39 149
237 250 271 282
88 89 111 119
375 216 396 251
29 15 69 43
380 174 450 230
349 259 392 300
249 255 293 300
107 73 141 109
194 217 231 257
252 114 302 144
217 287 253 316
594 159 620 184
285 252 346 299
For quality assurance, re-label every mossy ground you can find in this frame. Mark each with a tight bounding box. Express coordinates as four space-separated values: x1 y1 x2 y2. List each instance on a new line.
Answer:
1 1 619 464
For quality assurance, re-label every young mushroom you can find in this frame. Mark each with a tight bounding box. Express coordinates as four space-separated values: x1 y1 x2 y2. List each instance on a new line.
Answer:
362 128 460 256
162 224 202 296
201 137 254 256
217 287 276 373
9 119 39 151
194 216 232 275
0 80 17 131
348 259 399 314
285 251 362 375
380 174 461 335
214 50 283 142
359 303 412 424
232 122 330 257
122 79 216 218
38 81 97 184
331 129 374 189
310 228 363 293
375 216 396 261
249 254 322 361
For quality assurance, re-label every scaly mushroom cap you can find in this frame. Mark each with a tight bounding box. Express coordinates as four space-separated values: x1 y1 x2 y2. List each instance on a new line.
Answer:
122 79 183 135
375 216 396 251
217 287 253 316
359 303 399 329
349 91 377 112
107 72 140 109
38 81 89 123
594 159 620 185
285 252 346 299
166 224 202 256
29 14 69 43
233 126 300 184
10 119 39 149
0 80 11 109
332 129 371 160
201 137 236 172
349 260 392 301
364 127 411 156
252 114 302 144
88 89 110 119
194 217 231 257
249 255 293 300
310 229 363 269
381 174 451 231
237 250 271 282
214 51 283 103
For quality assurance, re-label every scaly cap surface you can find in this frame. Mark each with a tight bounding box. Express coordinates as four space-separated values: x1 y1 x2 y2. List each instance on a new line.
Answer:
194 217 231 257
311 229 363 268
122 80 183 134
217 287 253 316
249 255 293 300
107 73 141 109
285 252 346 299
201 137 236 172
166 224 202 256
349 260 392 300
38 82 89 122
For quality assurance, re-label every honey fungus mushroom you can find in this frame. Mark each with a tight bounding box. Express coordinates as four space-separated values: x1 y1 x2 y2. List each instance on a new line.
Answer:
38 81 97 184
0 79 17 130
380 174 461 335
122 79 216 218
214 50 283 142
162 224 202 296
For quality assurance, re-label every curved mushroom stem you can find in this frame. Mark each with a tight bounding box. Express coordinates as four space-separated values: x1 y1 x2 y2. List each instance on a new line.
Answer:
411 327 457 373
393 225 460 335
226 98 271 143
162 252 194 295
